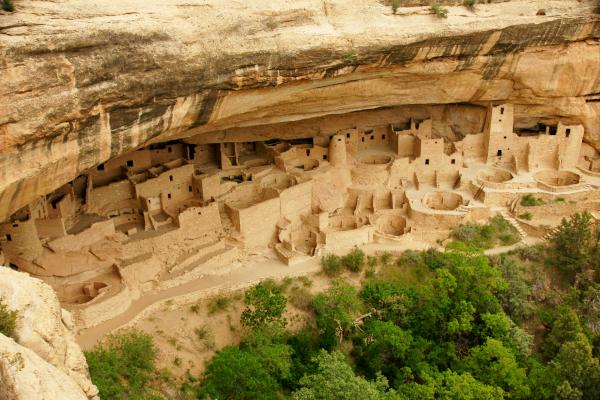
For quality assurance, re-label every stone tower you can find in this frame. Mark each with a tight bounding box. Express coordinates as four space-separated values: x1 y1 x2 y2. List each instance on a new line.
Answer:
328 134 347 167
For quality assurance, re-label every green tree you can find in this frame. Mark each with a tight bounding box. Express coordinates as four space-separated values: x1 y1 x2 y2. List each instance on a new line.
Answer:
197 346 281 400
0 297 17 337
342 247 365 272
292 350 394 400
550 333 600 400
542 307 583 359
241 281 287 329
549 212 595 278
85 331 161 400
241 325 293 382
464 338 530 399
311 279 363 349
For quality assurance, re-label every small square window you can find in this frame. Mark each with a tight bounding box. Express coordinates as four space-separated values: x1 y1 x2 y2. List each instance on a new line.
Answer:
425 159 429 165
451 159 456 164
346 133 350 138
169 175 173 181
370 135 374 140
306 149 310 156
167 193 172 199
500 107 504 115
323 155 327 160
5 234 12 241
497 149 503 157
126 160 134 167
168 147 172 153
382 134 386 140
361 137 365 142
566 128 571 137
188 186 192 192
97 164 105 171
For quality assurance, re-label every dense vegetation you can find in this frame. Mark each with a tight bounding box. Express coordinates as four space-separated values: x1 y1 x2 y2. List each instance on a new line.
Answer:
1 0 14 12
87 212 600 400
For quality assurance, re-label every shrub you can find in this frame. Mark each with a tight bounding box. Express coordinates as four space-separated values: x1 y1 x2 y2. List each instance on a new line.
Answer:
241 282 287 329
208 295 233 315
518 212 533 221
2 0 14 12
391 0 401 14
521 194 544 207
431 3 448 18
189 303 200 314
341 247 365 272
554 196 566 203
380 251 392 267
288 285 313 311
195 325 216 350
451 215 520 249
321 254 342 276
464 0 476 8
0 298 17 337
85 331 159 400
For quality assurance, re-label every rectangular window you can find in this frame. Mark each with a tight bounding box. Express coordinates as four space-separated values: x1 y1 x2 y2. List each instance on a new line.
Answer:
382 135 386 140
500 107 504 115
566 128 571 137
188 186 192 192
425 159 429 165
167 193 171 199
497 149 503 157
451 159 456 164
306 149 310 156
97 164 105 171
6 234 12 241
168 147 172 153
126 160 134 167
169 175 173 181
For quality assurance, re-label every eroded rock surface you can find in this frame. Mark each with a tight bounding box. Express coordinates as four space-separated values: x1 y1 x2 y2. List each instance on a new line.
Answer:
0 0 599 221
0 268 99 400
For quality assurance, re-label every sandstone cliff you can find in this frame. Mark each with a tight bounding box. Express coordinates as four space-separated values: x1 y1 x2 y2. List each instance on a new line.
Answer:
0 0 599 221
0 268 99 400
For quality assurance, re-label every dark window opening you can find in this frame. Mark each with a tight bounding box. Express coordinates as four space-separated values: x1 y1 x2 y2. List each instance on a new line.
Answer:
12 223 18 228
370 135 374 140
167 193 172 199
337 138 342 142
500 107 504 115
168 147 172 153
126 160 134 167
169 175 173 181
188 186 192 192
6 234 12 241
549 126 557 135
566 128 571 137
497 149 503 157
306 149 310 156
361 138 365 142
97 164 105 171
425 159 430 165
346 133 350 138
9 263 18 270
451 159 456 164
323 155 327 160
382 134 386 140
503 136 507 139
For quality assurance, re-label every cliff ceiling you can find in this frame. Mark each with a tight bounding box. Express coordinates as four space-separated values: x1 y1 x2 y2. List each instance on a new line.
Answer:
1 0 599 222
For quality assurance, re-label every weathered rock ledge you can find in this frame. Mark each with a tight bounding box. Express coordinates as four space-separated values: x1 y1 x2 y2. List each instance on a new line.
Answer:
0 268 99 400
0 0 599 221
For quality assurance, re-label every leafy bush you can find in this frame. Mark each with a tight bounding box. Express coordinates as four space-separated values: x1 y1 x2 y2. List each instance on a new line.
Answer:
431 3 448 18
518 212 532 221
391 0 401 14
208 295 233 315
0 298 17 337
195 325 216 350
85 331 160 400
521 194 545 207
321 254 342 276
464 0 476 8
241 282 287 329
548 212 597 278
341 247 365 272
288 285 313 311
451 215 520 249
2 0 14 12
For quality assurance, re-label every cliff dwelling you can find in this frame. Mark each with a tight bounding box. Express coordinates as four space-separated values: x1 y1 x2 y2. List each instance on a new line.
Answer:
1 102 599 328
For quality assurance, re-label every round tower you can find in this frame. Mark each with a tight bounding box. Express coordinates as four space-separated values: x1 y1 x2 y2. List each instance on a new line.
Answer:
328 134 347 167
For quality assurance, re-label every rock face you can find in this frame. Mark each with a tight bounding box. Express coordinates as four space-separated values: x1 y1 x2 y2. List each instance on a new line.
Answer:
0 0 599 221
0 268 99 400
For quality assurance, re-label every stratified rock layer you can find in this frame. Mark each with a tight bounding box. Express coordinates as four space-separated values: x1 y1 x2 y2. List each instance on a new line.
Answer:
0 268 99 400
1 0 599 221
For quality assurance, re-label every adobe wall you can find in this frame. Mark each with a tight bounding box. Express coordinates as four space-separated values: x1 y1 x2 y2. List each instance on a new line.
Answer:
35 218 67 240
87 180 135 215
0 218 43 262
47 220 115 253
135 164 194 208
150 143 185 165
322 226 373 252
177 203 222 234
237 197 281 248
280 181 313 222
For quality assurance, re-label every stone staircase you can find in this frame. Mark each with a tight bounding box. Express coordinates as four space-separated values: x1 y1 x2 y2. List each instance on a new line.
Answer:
498 209 527 238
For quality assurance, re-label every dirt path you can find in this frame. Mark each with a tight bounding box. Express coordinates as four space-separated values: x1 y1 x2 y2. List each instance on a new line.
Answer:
76 253 322 350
